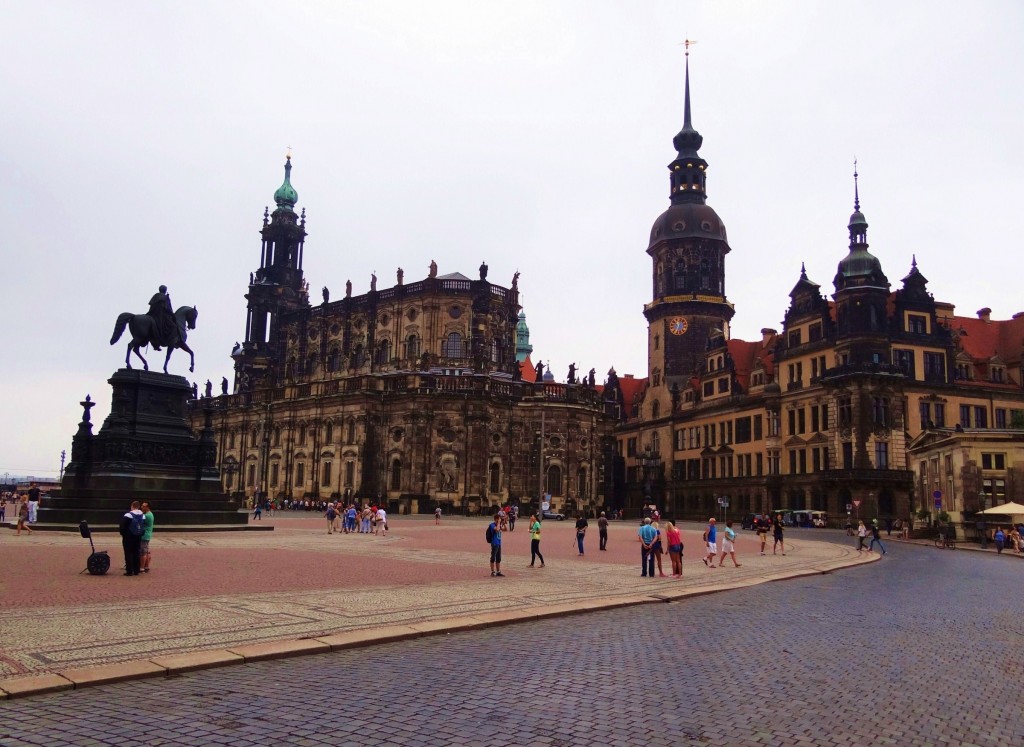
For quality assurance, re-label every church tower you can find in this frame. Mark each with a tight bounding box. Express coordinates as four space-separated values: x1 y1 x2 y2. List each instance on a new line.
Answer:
234 156 309 390
644 49 734 395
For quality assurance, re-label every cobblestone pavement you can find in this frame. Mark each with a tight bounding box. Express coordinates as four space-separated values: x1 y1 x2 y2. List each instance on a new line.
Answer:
2 537 1021 746
0 517 863 680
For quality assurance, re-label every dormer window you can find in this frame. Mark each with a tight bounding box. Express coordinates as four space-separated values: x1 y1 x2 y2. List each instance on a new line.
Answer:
907 314 927 334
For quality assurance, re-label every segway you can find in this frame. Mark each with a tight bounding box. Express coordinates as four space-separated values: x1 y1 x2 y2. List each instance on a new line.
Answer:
79 520 110 575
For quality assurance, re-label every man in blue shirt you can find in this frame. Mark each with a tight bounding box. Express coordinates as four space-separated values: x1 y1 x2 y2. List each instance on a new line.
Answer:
703 518 718 568
488 513 504 577
638 518 658 577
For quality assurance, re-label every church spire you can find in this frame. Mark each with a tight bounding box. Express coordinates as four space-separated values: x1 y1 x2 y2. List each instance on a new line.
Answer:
668 41 708 205
273 154 299 215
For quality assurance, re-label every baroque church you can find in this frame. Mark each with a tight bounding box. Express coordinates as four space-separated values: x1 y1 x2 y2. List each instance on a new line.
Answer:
197 57 1024 523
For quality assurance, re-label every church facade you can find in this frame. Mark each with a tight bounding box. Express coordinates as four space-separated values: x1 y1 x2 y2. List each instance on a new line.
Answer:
200 157 616 516
196 59 1024 524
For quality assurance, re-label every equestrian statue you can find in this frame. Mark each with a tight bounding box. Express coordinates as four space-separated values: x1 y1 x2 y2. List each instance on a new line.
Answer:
110 285 198 373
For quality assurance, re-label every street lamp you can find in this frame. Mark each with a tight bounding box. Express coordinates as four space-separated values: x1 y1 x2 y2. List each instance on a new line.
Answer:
59 449 66 483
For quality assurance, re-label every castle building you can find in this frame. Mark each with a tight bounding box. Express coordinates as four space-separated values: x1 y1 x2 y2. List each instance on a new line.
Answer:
615 54 1024 523
202 158 615 515
198 58 1024 524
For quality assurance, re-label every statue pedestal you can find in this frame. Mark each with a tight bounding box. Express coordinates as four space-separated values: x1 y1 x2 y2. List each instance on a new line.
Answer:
42 369 248 528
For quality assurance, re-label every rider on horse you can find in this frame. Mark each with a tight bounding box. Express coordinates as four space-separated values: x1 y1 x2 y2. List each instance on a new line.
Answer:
147 285 179 351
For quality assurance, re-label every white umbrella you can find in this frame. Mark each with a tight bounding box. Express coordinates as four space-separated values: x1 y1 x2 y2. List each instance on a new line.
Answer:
976 502 1024 516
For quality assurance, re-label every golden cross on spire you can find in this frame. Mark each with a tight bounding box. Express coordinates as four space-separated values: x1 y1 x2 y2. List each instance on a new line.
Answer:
286 145 293 159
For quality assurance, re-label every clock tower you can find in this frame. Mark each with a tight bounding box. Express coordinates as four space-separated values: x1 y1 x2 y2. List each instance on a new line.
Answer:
644 51 734 393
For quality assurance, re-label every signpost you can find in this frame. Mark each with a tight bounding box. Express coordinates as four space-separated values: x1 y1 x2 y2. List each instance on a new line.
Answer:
717 495 730 524
933 490 942 511
852 499 861 520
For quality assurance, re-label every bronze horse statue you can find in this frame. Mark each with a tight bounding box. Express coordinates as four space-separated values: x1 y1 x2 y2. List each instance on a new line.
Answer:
110 305 198 373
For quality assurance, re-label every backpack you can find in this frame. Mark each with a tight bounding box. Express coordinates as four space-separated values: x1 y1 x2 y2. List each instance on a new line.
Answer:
485 523 495 544
128 512 145 537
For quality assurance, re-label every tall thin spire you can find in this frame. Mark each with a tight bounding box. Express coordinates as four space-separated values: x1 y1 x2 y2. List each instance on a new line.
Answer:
853 158 860 212
683 39 696 131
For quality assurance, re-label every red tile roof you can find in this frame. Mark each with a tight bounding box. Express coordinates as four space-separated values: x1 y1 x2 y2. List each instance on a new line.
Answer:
519 356 537 382
944 314 1024 366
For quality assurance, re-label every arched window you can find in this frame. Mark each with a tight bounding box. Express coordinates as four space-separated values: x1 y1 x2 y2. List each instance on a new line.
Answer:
406 334 420 359
328 347 340 372
346 419 356 443
700 258 711 290
442 332 463 358
352 344 365 368
577 467 588 499
390 459 401 491
250 428 259 448
307 353 318 376
273 427 281 446
286 357 295 379
652 401 660 418
376 339 392 365
325 421 334 444
489 463 501 493
491 340 499 362
546 464 562 496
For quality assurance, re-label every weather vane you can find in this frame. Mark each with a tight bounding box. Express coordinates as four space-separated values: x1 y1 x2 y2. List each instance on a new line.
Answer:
684 38 698 57
287 145 293 159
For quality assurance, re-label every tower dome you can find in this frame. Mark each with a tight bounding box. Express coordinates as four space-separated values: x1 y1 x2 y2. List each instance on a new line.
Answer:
273 155 298 212
834 165 887 289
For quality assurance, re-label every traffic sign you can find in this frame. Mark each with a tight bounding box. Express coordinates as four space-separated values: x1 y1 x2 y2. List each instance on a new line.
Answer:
932 490 942 499
853 500 861 508
934 496 942 510
541 501 550 511
845 503 852 511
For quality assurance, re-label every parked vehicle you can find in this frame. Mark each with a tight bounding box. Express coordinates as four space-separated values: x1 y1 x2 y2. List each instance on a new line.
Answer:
541 510 565 521
792 510 829 527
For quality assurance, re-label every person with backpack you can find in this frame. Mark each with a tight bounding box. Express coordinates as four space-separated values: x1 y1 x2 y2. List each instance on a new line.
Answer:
486 513 504 577
119 500 146 576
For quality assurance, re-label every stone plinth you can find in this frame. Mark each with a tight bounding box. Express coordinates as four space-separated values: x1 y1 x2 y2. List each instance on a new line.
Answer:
42 369 247 527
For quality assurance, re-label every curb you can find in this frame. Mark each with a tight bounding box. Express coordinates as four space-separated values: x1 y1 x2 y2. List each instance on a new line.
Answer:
0 552 877 700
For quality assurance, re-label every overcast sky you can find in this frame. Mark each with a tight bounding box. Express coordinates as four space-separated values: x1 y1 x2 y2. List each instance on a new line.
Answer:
2 1 1022 479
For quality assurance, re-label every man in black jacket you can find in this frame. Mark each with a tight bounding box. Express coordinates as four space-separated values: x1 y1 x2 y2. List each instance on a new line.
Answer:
119 500 145 576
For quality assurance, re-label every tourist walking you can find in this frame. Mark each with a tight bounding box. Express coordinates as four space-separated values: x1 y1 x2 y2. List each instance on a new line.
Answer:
487 513 504 577
252 500 262 520
718 520 742 567
773 514 786 555
856 520 868 552
575 514 588 556
756 516 769 555
868 520 887 555
15 497 32 535
529 513 545 568
598 511 609 550
0 494 7 523
509 505 518 531
665 519 683 576
638 517 657 577
27 482 40 524
119 500 145 576
140 502 155 573
434 506 442 525
325 503 337 534
376 506 388 536
703 517 718 567
994 527 1005 554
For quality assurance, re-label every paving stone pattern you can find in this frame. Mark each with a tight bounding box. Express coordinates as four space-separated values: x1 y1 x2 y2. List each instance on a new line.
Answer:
1 539 1020 746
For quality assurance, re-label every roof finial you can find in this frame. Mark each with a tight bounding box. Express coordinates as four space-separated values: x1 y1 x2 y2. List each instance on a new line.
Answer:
853 157 860 212
800 261 807 278
683 39 698 130
286 145 292 160
911 254 917 269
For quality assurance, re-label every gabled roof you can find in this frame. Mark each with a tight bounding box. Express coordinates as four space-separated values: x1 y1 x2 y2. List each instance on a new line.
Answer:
727 338 775 389
519 356 537 382
944 314 1024 366
618 376 648 409
437 272 472 281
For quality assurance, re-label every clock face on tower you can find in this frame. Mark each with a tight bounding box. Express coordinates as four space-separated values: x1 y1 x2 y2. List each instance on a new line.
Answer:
669 317 689 336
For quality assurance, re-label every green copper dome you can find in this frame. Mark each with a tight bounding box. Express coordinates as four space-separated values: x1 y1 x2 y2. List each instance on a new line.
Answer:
273 156 298 211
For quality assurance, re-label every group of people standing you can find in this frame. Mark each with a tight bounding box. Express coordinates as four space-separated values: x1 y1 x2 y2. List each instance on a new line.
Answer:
118 500 155 576
323 503 388 535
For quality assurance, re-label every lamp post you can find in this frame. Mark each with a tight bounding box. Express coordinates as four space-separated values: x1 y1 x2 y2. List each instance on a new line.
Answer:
59 450 66 483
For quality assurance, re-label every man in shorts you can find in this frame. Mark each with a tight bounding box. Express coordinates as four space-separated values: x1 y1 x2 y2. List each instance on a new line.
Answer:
703 517 718 568
140 502 155 572
488 513 504 577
